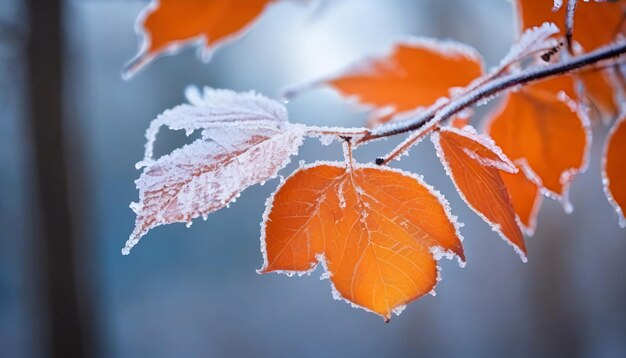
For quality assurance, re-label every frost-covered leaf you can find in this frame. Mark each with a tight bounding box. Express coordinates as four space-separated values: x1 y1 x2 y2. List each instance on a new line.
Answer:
141 87 290 164
124 89 307 254
288 38 484 127
259 162 464 320
514 0 624 120
124 0 273 79
603 115 626 228
432 126 527 260
486 80 591 211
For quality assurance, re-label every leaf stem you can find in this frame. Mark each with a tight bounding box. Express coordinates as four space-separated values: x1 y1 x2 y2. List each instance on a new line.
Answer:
305 126 369 137
376 125 438 166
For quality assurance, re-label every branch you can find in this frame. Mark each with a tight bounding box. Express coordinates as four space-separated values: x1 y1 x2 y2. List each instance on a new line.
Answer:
362 41 626 144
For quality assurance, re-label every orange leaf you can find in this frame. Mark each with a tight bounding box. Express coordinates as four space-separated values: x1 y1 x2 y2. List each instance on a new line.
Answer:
320 39 484 125
260 163 464 320
124 0 273 78
432 127 526 260
499 162 543 236
515 0 625 52
514 0 623 119
603 115 626 228
486 83 590 207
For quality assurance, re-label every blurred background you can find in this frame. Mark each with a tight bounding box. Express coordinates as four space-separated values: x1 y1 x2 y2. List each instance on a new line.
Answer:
1 0 625 357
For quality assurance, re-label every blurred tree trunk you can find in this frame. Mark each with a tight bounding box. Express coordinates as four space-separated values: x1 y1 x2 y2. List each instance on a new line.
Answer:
26 0 94 357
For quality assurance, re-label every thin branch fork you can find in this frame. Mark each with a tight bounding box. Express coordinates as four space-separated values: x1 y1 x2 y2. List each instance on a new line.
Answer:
362 41 626 147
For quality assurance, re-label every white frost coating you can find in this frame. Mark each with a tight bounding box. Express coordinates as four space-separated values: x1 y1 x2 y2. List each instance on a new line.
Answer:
604 66 626 125
430 246 456 261
556 90 579 112
258 161 466 318
184 86 288 120
318 134 336 146
123 119 307 255
430 246 465 268
553 0 564 11
432 128 527 262
602 116 626 228
140 86 289 166
392 305 407 316
441 126 518 174
499 22 560 69
429 264 443 296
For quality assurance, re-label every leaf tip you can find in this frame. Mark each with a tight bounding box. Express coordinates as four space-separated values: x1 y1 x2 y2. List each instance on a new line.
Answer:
514 244 528 263
122 236 139 256
121 53 151 81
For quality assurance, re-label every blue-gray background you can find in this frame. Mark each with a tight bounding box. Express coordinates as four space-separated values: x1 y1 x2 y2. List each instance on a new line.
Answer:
1 0 625 357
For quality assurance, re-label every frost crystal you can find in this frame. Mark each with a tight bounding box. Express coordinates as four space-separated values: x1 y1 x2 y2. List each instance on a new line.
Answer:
392 305 407 316
318 134 336 146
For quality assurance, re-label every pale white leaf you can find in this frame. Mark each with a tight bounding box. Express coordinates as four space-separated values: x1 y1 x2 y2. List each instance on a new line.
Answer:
141 86 289 166
124 88 308 254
